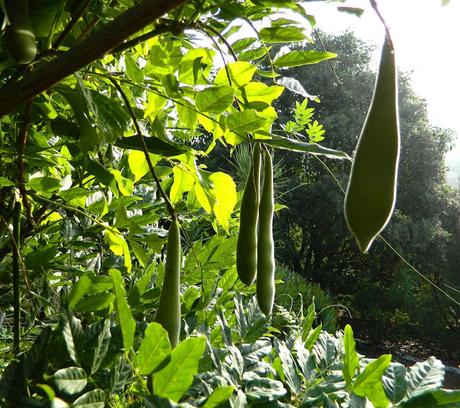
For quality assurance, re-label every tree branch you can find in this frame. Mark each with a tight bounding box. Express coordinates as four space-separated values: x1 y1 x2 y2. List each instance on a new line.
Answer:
0 0 187 117
108 77 177 220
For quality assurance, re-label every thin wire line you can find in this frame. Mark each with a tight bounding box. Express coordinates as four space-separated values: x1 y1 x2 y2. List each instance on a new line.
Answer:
312 155 460 307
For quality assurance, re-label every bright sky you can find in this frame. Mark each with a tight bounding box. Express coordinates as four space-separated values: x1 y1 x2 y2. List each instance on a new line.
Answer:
305 0 460 173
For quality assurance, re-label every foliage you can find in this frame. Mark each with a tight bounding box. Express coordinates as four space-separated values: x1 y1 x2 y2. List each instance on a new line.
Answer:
274 264 338 333
273 30 460 348
1 285 458 407
0 0 458 407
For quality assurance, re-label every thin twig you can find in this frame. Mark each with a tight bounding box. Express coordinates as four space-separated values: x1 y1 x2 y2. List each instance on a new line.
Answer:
369 0 394 48
244 18 277 84
53 0 92 49
111 23 182 55
12 202 21 355
201 24 238 61
313 29 343 86
17 101 34 226
76 16 101 42
108 77 176 219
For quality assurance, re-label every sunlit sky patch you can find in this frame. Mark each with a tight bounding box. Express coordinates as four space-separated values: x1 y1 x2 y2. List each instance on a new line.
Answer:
304 0 460 180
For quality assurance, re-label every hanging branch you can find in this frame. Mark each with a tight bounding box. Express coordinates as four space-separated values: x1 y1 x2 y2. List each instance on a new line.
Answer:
53 0 92 49
111 22 184 55
12 202 21 355
313 29 343 86
17 101 34 226
108 77 177 220
369 0 393 42
0 0 187 117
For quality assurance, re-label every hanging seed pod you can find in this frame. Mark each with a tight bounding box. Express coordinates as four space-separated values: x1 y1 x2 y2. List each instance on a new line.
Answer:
256 149 275 315
237 145 261 285
4 0 37 64
155 218 181 347
344 34 400 253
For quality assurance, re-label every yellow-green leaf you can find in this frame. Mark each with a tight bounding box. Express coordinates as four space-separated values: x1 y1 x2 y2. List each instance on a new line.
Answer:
128 150 150 182
214 61 257 88
104 230 132 273
210 172 237 231
170 166 195 204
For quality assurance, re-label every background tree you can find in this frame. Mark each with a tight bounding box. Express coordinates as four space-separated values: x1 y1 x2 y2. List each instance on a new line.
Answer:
273 31 460 353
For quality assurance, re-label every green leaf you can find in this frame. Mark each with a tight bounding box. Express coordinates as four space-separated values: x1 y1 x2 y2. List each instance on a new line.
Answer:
153 336 207 402
214 61 257 88
90 319 111 375
86 191 109 217
61 311 83 365
144 395 195 408
305 324 322 351
104 230 132 273
274 50 336 68
86 158 117 191
0 176 14 187
128 150 150 182
353 354 392 404
274 339 302 395
176 100 198 128
52 367 87 395
129 239 149 267
25 244 57 270
258 135 351 160
382 363 407 404
170 165 195 204
238 46 270 62
301 302 316 341
312 331 337 369
72 389 105 407
28 176 61 193
407 357 445 396
110 269 136 352
276 77 317 100
203 386 235 407
243 82 284 105
51 397 69 408
125 54 144 83
69 273 113 309
337 6 365 17
343 324 359 387
58 88 99 152
137 322 172 375
145 92 167 117
259 26 306 43
89 91 130 142
115 135 185 157
74 293 115 313
225 109 266 132
195 86 234 113
401 389 460 408
209 171 237 231
231 37 257 53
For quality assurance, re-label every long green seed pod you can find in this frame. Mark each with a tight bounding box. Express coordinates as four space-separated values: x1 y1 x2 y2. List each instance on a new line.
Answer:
237 146 261 285
257 149 275 315
4 0 37 65
155 218 181 347
344 34 400 253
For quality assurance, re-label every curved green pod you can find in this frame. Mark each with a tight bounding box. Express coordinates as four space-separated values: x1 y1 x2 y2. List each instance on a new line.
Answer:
256 149 275 315
4 0 37 65
237 146 261 285
155 218 181 347
344 35 400 253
